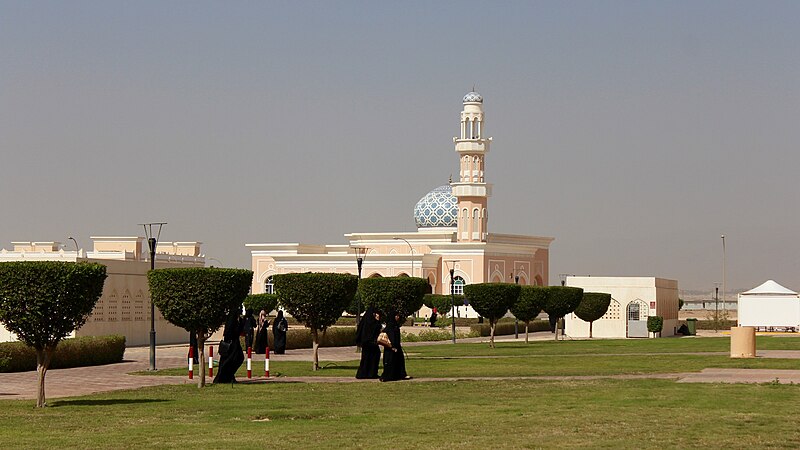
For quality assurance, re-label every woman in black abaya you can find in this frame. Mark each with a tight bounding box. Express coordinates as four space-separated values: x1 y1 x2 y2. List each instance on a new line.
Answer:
355 307 382 379
380 310 408 382
254 310 269 354
272 310 288 354
214 311 245 384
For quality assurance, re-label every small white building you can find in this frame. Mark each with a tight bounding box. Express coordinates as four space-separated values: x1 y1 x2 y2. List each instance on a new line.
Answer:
738 280 800 331
564 276 679 338
0 237 205 345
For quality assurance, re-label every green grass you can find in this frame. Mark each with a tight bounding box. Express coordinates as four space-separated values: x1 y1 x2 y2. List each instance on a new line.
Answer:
7 336 800 448
147 336 800 378
3 379 800 448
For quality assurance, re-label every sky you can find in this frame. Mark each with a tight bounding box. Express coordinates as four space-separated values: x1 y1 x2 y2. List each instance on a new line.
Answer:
1 1 799 292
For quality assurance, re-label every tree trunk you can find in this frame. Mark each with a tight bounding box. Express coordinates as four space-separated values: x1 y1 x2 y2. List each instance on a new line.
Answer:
589 321 593 339
197 333 207 388
525 322 529 344
35 346 54 408
489 319 496 348
554 317 560 341
311 329 320 371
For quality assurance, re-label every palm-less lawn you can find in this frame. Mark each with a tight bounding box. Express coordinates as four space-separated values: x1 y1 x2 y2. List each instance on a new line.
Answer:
4 336 800 449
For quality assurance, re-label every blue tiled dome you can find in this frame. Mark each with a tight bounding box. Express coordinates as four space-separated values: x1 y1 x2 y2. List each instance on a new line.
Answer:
463 91 483 103
414 185 458 228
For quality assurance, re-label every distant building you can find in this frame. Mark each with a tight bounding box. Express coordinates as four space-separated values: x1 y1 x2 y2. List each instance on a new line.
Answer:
564 276 679 338
248 92 554 318
0 237 204 345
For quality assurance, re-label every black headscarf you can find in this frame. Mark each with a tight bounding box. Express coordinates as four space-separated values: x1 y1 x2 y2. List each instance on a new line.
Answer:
356 306 378 345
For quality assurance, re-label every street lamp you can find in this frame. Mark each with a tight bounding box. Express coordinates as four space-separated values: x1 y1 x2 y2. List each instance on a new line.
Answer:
721 235 726 311
510 267 520 339
446 260 459 344
206 257 224 267
393 237 415 277
140 222 166 371
68 237 79 258
352 247 369 330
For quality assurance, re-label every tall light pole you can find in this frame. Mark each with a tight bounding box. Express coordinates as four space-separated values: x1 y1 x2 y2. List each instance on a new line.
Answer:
352 247 369 331
510 267 520 339
68 237 79 257
446 260 459 344
721 235 726 311
393 237 414 277
141 222 166 371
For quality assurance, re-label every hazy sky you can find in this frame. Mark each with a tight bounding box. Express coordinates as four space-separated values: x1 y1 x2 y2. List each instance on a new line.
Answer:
2 1 799 292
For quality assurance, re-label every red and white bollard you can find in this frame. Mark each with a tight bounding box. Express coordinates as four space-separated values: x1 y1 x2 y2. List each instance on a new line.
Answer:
264 346 270 378
188 346 194 380
208 345 214 378
246 346 252 379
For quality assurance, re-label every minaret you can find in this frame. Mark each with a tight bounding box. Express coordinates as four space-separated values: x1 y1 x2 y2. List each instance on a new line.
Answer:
452 91 492 242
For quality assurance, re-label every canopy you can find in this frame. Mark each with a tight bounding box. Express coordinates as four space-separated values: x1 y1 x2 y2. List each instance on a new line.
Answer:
740 279 797 296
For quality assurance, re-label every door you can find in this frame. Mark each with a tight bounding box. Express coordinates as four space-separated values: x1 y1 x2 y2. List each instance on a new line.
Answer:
626 300 649 338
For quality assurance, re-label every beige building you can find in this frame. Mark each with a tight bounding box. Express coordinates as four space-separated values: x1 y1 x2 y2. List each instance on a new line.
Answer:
0 237 204 345
248 92 553 318
564 276 680 338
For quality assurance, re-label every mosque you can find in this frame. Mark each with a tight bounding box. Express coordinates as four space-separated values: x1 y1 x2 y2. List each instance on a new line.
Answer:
247 92 553 316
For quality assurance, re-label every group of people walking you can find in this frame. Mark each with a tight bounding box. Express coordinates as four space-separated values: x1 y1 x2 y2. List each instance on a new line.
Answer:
355 307 409 382
212 308 288 384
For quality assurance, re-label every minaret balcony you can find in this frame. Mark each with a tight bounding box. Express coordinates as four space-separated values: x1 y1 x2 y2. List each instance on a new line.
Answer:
451 183 492 198
453 138 491 153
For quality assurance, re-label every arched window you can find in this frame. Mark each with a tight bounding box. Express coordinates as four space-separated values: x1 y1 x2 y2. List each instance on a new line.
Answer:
451 276 465 295
265 276 274 294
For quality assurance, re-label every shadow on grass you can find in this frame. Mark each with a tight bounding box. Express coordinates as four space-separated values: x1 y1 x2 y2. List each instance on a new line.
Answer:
50 398 171 407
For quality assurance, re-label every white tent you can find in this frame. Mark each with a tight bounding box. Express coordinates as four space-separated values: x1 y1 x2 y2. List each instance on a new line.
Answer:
738 280 800 331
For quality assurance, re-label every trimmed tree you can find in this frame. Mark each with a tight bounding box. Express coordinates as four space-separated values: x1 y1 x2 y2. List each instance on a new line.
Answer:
464 283 521 348
423 294 464 319
543 286 584 341
0 261 107 407
647 316 664 337
510 286 547 343
274 273 358 370
147 267 253 387
573 292 611 338
244 293 279 315
358 277 428 323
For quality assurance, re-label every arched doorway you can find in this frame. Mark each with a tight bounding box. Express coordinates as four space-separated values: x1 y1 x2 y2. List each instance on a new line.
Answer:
626 299 649 338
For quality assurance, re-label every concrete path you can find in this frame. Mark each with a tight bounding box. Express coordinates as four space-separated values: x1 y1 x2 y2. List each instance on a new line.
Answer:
2 331 800 401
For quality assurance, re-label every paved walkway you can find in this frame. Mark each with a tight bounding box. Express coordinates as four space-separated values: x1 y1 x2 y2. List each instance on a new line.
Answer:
2 331 800 400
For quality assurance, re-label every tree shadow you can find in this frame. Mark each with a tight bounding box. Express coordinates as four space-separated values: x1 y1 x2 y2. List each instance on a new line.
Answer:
50 398 170 407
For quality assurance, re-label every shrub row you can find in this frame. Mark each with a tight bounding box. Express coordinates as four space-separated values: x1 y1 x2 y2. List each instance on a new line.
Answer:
682 319 738 330
236 327 357 351
470 320 551 337
402 329 480 342
0 335 126 373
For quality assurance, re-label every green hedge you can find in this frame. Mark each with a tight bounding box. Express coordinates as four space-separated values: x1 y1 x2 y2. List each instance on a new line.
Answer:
358 277 428 321
647 316 664 333
470 320 551 337
0 335 126 373
244 294 279 314
402 329 480 342
235 327 357 351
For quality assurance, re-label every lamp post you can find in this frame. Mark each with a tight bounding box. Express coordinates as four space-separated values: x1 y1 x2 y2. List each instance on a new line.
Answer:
68 237 79 258
714 284 720 333
352 247 369 330
140 222 166 372
510 267 521 338
721 235 726 311
393 237 414 277
206 257 223 267
450 267 456 344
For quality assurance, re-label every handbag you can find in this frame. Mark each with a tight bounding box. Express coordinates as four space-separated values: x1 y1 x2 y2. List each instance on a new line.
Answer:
218 340 231 357
377 332 391 347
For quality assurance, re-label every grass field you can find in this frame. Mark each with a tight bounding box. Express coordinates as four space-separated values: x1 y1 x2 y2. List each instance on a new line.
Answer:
149 336 800 378
4 336 800 449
